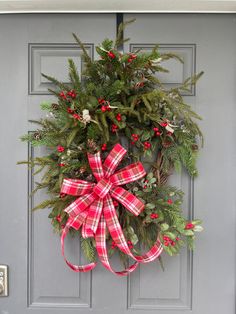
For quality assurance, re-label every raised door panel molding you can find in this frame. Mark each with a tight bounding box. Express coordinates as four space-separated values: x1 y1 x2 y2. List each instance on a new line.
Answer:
128 173 194 310
29 43 93 95
27 143 92 308
130 44 196 96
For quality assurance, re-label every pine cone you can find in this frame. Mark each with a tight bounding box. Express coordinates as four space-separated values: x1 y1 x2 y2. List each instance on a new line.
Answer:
162 139 173 148
87 139 98 151
79 166 86 174
51 103 59 110
192 144 199 151
33 131 42 140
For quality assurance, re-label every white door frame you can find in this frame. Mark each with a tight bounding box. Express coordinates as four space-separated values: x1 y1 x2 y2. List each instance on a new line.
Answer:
0 0 236 14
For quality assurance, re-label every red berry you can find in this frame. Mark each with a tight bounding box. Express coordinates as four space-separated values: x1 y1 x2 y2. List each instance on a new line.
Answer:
113 200 119 207
185 222 195 230
105 105 111 111
73 113 81 120
67 107 74 114
167 199 173 204
57 145 65 153
101 105 107 112
150 213 159 219
111 241 117 249
127 240 133 249
67 90 76 98
111 124 118 133
116 113 122 121
59 91 67 99
67 90 76 99
101 143 107 151
127 58 132 63
163 235 173 246
144 141 151 150
130 54 137 59
155 131 161 136
58 163 65 167
160 122 168 127
98 98 105 104
56 215 61 223
107 51 116 59
153 127 159 131
131 134 139 142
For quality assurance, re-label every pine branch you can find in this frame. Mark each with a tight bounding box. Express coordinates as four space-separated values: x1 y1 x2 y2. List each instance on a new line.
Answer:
41 73 69 91
114 18 136 49
72 33 92 64
80 237 96 262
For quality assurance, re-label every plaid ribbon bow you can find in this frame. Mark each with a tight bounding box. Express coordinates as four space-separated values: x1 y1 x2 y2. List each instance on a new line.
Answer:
61 143 163 276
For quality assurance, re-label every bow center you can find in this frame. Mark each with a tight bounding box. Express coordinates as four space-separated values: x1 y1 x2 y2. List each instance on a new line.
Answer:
93 178 112 199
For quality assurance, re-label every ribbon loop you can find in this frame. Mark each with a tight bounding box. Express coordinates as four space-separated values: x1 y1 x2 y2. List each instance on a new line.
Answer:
103 143 127 178
110 162 146 186
61 179 95 196
110 186 145 216
87 151 104 181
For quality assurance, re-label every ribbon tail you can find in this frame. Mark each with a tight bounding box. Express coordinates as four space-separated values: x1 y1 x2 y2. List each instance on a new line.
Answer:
110 186 145 216
61 223 96 272
95 214 139 276
103 195 163 263
82 199 103 238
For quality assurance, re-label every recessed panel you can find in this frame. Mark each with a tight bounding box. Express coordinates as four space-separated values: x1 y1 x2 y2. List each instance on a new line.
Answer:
130 44 196 95
128 172 193 310
28 144 91 308
29 43 93 95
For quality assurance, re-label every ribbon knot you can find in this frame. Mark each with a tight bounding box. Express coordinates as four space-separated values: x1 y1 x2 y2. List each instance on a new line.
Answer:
60 143 163 276
93 178 112 198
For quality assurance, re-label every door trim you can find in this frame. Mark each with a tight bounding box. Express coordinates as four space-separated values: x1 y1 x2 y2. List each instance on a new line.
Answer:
0 0 236 14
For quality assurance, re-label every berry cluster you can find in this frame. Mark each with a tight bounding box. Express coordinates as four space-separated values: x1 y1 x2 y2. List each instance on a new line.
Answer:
153 127 161 136
111 124 119 133
163 235 180 247
59 89 77 100
185 222 195 230
150 213 159 219
107 51 116 59
144 141 151 150
127 53 137 63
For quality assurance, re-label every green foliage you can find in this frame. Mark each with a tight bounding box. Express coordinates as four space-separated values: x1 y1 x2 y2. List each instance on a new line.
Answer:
19 20 203 266
81 238 96 262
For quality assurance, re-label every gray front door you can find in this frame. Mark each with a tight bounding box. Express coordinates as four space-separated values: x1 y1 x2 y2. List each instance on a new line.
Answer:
0 13 235 314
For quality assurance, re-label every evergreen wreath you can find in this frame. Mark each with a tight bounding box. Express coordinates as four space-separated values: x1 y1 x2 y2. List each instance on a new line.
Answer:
19 21 203 273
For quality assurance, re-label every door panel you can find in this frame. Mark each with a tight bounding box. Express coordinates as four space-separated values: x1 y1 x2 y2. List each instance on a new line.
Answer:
0 13 235 314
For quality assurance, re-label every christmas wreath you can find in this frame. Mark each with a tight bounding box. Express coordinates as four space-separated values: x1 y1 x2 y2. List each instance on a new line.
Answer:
19 22 203 275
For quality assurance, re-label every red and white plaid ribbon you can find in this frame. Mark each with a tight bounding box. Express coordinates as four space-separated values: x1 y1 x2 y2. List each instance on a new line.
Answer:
60 143 163 275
